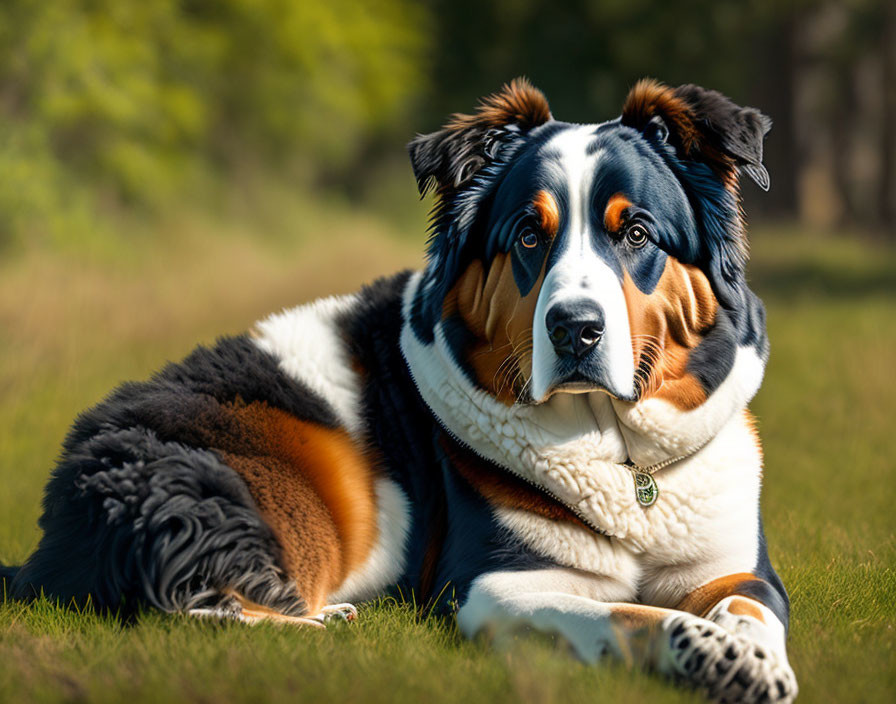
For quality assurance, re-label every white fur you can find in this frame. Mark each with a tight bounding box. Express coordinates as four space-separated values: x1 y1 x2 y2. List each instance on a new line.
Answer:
612 345 765 466
488 415 762 608
707 595 788 662
494 506 639 579
252 293 364 438
459 572 796 701
328 477 412 603
252 294 415 605
530 129 635 402
457 569 637 662
401 272 764 604
531 243 636 402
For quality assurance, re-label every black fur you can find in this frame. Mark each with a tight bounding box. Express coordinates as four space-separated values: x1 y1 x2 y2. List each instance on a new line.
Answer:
64 335 337 455
686 308 738 396
673 84 773 191
754 511 791 632
337 273 553 610
7 335 334 614
12 427 303 615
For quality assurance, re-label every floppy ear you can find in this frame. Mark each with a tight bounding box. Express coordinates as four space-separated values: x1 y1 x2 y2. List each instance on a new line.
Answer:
621 79 772 191
408 78 552 196
622 80 772 311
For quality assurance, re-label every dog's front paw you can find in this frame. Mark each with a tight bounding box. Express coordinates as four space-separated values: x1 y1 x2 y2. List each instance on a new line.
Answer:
657 613 797 703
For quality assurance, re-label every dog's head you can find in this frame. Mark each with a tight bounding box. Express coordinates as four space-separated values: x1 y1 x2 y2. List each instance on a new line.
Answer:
408 78 770 409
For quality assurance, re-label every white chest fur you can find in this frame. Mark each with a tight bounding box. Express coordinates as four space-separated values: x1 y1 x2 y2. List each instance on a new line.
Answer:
400 273 765 603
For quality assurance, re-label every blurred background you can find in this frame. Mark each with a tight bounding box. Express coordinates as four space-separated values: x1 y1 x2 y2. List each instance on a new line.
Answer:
0 3 894 701
0 0 893 251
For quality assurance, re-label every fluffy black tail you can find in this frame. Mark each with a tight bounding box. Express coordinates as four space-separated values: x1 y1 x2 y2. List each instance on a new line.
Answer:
3 426 307 616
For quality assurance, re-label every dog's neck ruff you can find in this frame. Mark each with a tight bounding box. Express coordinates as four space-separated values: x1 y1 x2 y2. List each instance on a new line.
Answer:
399 272 765 543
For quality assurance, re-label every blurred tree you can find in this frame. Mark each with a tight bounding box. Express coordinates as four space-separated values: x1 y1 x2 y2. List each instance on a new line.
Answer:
421 0 805 213
876 1 895 231
0 0 427 246
746 3 802 220
797 0 894 235
0 0 891 246
420 0 893 232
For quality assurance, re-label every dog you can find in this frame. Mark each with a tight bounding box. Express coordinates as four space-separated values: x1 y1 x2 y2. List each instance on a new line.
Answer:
2 78 796 702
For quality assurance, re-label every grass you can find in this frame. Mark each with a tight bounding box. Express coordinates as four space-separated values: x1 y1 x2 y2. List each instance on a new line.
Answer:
0 208 894 703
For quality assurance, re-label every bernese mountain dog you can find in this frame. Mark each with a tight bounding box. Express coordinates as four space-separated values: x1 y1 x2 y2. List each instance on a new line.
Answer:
2 79 797 702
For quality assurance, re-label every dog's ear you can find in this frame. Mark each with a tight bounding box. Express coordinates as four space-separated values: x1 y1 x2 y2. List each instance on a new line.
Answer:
408 78 552 196
621 79 772 191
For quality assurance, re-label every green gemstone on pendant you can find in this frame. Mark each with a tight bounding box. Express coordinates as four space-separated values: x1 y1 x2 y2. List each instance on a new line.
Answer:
633 471 658 507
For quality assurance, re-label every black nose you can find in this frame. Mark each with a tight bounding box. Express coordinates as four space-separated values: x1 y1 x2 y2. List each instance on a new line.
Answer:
546 300 605 358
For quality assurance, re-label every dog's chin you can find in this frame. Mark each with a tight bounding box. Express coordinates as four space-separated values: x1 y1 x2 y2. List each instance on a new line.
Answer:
531 369 637 405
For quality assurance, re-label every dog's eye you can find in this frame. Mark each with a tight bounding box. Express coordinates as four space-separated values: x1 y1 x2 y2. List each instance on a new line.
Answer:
519 227 540 249
625 224 649 249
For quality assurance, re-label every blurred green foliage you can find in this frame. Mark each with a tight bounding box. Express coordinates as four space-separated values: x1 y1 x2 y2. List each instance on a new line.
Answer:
0 0 892 248
0 0 426 247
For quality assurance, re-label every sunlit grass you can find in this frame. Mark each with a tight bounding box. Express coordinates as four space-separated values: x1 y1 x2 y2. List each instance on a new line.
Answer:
1 215 894 703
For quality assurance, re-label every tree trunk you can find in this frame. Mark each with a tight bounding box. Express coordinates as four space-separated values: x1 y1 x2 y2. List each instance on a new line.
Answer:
831 66 858 226
879 3 896 236
747 13 801 219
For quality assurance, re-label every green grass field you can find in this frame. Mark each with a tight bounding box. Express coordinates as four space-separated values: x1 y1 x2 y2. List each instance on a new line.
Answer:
0 208 894 703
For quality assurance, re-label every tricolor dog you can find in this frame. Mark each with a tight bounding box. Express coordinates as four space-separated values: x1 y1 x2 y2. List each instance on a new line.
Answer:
3 79 797 702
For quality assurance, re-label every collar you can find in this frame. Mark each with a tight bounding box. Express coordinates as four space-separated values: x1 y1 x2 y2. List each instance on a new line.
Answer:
399 271 764 541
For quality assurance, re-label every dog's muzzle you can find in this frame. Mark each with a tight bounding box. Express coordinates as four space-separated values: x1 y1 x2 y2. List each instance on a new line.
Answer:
546 299 606 359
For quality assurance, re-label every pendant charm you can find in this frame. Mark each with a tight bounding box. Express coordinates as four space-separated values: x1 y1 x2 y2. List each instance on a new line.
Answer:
633 471 658 507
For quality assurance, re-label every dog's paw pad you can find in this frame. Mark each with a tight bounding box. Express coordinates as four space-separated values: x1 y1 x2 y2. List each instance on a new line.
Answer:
659 614 797 703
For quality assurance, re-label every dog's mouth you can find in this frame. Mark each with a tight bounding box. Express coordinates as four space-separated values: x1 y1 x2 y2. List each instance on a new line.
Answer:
535 366 637 404
553 370 601 394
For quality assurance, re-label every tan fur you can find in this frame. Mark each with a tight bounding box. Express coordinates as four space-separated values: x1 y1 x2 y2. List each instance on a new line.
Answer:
219 449 341 615
622 79 702 157
442 254 545 404
228 592 326 628
609 603 675 630
198 400 377 614
446 77 551 132
623 257 718 410
676 573 766 618
438 190 558 404
440 433 584 526
604 193 633 233
608 604 678 666
726 597 767 623
744 409 764 462
533 189 560 237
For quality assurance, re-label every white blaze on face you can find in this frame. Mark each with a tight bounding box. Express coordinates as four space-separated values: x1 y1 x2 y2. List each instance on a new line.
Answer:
530 125 636 403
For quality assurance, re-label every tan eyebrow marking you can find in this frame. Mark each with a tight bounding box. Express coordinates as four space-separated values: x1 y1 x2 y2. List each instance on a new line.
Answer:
532 189 560 237
604 193 633 233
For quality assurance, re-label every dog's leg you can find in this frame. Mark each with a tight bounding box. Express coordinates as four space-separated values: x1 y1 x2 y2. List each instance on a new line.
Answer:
458 569 680 664
458 569 796 703
187 594 357 628
188 601 326 629
667 572 797 703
